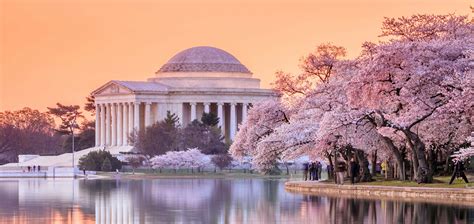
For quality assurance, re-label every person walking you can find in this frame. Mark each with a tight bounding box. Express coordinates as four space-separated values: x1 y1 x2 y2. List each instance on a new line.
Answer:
308 162 315 181
312 162 319 181
317 161 323 180
381 161 387 178
37 165 41 172
33 165 36 172
350 157 358 184
336 160 347 185
303 163 309 181
27 166 31 172
327 164 333 180
314 162 319 181
449 161 469 184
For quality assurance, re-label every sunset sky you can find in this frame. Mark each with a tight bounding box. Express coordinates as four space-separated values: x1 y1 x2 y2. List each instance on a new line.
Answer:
0 0 471 113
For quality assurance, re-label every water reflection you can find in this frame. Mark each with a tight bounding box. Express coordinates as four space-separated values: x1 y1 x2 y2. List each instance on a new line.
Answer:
0 178 473 223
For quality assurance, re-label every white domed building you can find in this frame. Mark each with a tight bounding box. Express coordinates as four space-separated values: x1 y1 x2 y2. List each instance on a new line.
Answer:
0 46 276 170
92 46 277 148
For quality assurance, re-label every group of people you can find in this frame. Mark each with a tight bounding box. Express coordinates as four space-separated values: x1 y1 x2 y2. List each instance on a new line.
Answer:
303 161 323 181
303 157 361 185
335 157 360 185
23 165 41 172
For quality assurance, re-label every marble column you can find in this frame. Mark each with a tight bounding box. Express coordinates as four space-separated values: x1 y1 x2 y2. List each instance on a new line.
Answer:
154 103 159 123
128 102 134 140
217 102 224 131
122 103 128 146
204 102 210 113
111 103 117 146
134 102 140 132
190 102 197 121
145 102 152 127
117 103 122 146
230 102 237 140
175 103 183 125
242 103 248 122
95 104 100 146
100 104 106 147
105 103 111 146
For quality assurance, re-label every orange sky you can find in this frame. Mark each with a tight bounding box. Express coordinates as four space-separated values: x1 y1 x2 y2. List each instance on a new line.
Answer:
0 0 471 113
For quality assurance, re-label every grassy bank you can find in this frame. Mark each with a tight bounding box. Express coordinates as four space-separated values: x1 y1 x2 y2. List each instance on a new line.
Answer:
362 176 474 188
311 175 474 189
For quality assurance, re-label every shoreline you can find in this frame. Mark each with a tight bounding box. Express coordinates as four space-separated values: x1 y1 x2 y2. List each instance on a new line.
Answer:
285 181 474 206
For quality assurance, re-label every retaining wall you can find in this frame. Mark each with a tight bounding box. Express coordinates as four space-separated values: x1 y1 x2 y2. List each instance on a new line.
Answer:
285 181 474 205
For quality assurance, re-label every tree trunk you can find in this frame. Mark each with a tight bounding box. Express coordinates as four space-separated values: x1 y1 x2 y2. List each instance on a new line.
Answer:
412 148 418 180
355 149 372 182
404 130 432 183
427 149 436 176
326 153 334 180
284 162 289 175
371 150 377 176
381 136 405 180
444 149 453 175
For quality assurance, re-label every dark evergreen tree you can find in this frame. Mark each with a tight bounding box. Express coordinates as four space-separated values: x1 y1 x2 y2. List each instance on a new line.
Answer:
101 157 112 171
180 120 227 155
201 112 219 127
78 150 122 171
47 103 83 135
84 95 96 116
135 111 180 156
164 111 180 127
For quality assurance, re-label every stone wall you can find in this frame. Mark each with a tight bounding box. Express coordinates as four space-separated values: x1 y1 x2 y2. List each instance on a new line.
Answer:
285 181 474 205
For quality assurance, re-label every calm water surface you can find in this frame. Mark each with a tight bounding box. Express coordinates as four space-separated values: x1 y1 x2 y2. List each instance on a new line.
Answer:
0 178 473 224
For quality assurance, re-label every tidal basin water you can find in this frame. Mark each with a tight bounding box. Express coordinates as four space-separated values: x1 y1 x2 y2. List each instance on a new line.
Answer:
0 178 473 224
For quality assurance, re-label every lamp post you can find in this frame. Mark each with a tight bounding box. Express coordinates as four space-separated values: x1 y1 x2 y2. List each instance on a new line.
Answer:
71 117 77 174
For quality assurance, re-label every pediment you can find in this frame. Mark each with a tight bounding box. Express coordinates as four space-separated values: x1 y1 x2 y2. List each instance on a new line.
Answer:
92 82 133 96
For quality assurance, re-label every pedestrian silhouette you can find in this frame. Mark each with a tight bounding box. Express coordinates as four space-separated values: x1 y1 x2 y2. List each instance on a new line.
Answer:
449 161 469 184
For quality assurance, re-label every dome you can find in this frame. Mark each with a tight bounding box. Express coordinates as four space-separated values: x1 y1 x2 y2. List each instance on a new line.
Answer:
157 46 251 74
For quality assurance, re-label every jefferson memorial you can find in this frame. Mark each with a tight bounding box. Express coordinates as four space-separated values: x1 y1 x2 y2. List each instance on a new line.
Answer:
92 46 276 147
1 46 276 169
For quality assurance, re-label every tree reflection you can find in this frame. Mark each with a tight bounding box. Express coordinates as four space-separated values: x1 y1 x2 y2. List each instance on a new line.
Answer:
0 179 473 223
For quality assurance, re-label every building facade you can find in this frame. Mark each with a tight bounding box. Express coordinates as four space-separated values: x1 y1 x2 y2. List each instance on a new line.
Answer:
92 46 277 147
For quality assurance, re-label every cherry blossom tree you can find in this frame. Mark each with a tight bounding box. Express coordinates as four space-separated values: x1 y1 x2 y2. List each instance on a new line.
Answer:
150 148 209 171
347 14 472 183
272 43 346 101
231 13 473 183
229 99 289 173
452 133 474 163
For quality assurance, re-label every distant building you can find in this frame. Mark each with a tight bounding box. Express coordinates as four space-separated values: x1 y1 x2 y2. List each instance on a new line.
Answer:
92 46 277 147
0 46 276 169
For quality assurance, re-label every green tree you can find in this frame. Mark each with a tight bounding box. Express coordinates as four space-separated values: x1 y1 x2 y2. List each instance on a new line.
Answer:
78 154 97 171
211 154 233 170
180 120 227 155
0 108 63 163
47 103 83 135
78 150 122 171
201 112 219 127
126 156 145 174
135 112 180 156
164 111 179 127
84 95 96 116
101 157 112 171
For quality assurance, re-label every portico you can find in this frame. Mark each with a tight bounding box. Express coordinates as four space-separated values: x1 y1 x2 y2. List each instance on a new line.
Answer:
92 46 277 147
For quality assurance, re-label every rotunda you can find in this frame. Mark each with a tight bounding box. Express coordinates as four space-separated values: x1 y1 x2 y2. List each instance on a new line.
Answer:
92 46 276 147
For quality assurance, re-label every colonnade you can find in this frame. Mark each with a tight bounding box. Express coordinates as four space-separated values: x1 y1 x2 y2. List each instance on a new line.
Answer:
95 101 249 147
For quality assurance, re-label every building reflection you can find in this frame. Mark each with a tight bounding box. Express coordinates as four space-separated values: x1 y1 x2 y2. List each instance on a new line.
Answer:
0 178 473 224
